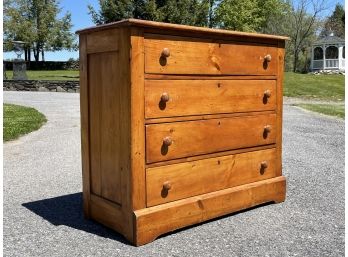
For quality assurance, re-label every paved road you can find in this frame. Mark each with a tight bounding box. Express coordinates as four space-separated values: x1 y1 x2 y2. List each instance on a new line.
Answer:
4 92 344 257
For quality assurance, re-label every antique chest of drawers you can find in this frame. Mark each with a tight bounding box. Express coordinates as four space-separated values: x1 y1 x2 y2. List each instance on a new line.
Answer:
77 19 288 246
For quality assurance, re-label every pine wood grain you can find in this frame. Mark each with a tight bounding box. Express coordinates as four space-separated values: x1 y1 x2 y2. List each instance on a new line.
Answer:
79 34 91 218
129 27 146 210
145 79 276 118
145 110 276 124
276 40 285 177
146 114 277 163
88 53 102 197
146 144 275 168
89 193 127 240
83 28 134 241
79 21 287 246
144 34 278 75
146 148 277 206
88 52 122 204
77 18 289 41
134 176 286 246
144 74 277 80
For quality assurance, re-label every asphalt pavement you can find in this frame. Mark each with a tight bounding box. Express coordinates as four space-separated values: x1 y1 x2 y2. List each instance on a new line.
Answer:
3 91 344 257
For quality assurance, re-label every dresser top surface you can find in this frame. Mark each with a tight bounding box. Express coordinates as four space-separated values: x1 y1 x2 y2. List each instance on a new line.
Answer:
76 18 289 41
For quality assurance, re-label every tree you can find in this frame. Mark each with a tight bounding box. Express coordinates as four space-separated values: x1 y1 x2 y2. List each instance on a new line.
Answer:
286 0 328 72
4 0 76 62
320 4 345 38
88 0 209 27
214 0 286 32
262 0 327 72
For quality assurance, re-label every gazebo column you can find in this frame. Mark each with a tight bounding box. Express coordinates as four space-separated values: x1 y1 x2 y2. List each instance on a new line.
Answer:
311 46 314 70
338 45 342 70
323 44 326 70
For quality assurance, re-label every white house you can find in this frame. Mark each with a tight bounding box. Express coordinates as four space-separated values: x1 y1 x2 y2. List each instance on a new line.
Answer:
311 33 345 72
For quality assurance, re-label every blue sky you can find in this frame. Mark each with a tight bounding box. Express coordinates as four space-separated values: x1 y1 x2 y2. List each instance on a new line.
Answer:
3 0 345 61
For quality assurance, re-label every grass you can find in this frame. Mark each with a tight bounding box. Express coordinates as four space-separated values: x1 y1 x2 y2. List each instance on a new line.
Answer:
4 103 47 141
297 104 345 119
283 72 344 101
5 70 79 81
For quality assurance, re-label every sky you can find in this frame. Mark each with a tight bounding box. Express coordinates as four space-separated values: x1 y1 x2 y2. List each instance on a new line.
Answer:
3 0 346 61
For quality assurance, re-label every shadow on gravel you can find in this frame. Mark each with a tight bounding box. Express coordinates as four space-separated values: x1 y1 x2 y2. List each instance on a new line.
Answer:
22 193 131 246
23 193 277 245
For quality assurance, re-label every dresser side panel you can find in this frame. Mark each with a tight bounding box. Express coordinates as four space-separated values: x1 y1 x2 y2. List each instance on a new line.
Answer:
84 28 134 241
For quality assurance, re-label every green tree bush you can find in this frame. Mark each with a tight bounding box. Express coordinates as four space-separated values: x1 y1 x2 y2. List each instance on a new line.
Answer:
320 4 345 38
4 0 76 62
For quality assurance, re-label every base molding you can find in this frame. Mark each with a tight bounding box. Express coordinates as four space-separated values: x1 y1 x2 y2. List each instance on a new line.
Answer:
133 176 286 246
88 176 286 246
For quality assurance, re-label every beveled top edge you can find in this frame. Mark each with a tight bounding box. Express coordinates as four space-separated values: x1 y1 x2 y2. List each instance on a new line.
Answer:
76 18 289 41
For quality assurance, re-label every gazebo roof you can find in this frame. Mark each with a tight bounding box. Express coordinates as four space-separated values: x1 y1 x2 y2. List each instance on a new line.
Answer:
313 35 345 45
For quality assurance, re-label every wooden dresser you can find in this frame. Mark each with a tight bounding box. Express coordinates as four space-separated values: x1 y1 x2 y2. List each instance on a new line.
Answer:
77 19 288 246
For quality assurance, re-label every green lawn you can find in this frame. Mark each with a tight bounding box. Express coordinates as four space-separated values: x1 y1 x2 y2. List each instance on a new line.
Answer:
4 103 47 141
283 72 344 101
297 104 345 119
5 70 79 81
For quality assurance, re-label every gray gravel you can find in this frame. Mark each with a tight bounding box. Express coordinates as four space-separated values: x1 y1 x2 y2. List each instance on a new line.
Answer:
4 91 344 257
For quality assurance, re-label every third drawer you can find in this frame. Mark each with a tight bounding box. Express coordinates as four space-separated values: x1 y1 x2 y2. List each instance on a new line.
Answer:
146 113 276 163
145 79 277 119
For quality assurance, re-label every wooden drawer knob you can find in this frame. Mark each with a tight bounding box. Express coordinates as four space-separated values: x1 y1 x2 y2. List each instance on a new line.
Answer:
264 125 272 133
260 161 268 175
260 161 268 169
161 48 170 58
161 92 170 102
163 136 172 146
163 181 172 191
264 90 271 98
264 54 272 62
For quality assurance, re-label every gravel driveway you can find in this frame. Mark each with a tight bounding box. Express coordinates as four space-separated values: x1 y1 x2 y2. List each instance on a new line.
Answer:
4 91 344 257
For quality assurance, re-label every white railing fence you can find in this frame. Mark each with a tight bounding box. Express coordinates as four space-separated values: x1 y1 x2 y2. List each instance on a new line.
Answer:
325 59 339 69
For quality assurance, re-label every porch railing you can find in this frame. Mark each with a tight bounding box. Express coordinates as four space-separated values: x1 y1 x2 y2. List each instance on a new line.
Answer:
312 60 323 69
325 59 339 69
312 59 343 70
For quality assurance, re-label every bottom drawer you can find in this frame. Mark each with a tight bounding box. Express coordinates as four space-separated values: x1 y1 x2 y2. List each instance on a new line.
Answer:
146 148 277 207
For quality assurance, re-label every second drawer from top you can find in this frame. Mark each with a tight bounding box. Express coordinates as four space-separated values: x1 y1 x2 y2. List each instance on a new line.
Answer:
145 79 276 119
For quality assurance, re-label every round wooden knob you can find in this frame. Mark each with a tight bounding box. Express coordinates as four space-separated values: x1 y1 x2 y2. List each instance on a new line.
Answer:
163 181 172 191
163 136 172 146
161 48 170 58
260 161 268 169
264 54 272 62
264 90 271 98
264 125 272 133
161 92 170 102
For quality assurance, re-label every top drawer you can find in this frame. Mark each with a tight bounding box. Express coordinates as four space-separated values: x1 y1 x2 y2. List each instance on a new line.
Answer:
144 34 278 75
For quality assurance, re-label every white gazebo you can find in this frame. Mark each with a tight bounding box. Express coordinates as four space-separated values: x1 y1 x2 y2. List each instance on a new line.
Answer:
311 33 345 72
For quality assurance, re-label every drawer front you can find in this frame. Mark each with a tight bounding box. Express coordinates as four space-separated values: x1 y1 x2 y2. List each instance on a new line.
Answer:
146 114 276 163
146 148 277 206
145 80 276 118
144 34 278 75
